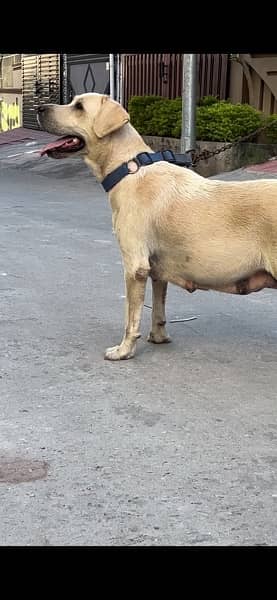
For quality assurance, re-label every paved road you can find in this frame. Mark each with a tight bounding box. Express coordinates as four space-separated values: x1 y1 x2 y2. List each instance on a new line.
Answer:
0 142 277 546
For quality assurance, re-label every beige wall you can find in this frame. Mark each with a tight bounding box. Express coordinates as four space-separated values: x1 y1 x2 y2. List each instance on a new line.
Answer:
12 66 22 89
0 94 22 130
0 92 22 112
0 56 22 130
229 54 277 115
229 60 243 104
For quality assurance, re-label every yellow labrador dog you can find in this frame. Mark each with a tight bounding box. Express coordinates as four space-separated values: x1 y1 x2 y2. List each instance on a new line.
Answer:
38 93 277 361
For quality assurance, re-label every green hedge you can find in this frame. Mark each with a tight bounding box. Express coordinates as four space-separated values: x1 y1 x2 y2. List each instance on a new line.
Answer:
198 95 223 107
196 101 262 142
128 95 277 143
264 114 277 144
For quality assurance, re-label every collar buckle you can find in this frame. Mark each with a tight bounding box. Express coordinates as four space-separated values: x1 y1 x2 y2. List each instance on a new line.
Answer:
127 158 140 174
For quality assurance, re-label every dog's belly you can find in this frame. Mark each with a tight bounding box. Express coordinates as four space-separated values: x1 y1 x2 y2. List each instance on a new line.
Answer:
159 233 265 277
186 271 277 295
150 249 259 286
149 252 277 295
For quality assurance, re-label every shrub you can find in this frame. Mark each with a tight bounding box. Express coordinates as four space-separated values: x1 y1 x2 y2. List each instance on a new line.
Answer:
150 97 182 137
129 96 182 137
128 95 265 142
128 96 164 136
198 95 220 107
196 102 263 142
263 114 277 144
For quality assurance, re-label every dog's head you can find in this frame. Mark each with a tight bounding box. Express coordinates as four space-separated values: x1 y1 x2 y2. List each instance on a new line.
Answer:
38 93 130 159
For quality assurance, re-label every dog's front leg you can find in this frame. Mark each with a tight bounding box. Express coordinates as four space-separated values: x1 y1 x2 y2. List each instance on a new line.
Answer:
148 280 171 344
105 269 148 361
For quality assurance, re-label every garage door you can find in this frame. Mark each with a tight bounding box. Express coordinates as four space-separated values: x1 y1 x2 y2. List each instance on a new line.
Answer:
66 54 110 101
22 54 61 129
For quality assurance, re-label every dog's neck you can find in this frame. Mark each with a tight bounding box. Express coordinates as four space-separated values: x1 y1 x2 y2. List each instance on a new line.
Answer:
85 123 151 182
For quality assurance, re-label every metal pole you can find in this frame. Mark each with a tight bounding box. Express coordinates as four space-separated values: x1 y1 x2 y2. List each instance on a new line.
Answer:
116 54 120 102
61 54 68 104
109 54 115 99
119 54 123 106
181 53 197 153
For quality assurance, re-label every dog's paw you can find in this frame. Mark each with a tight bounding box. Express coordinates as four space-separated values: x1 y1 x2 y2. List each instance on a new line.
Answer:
147 332 172 344
104 345 135 361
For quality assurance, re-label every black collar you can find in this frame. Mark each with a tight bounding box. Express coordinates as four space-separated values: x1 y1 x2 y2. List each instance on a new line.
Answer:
101 150 192 193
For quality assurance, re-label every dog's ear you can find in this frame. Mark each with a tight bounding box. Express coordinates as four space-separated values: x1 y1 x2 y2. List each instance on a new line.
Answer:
94 96 130 138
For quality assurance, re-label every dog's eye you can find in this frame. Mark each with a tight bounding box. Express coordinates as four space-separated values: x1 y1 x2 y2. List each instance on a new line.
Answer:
74 101 83 110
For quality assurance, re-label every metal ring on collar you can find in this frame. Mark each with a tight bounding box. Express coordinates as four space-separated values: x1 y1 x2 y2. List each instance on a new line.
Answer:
127 158 140 174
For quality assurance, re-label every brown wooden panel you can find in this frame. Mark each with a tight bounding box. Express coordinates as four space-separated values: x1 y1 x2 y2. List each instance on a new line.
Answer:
263 83 273 114
122 53 230 107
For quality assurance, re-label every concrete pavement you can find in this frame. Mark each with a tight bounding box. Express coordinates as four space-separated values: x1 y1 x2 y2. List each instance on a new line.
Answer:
0 137 277 546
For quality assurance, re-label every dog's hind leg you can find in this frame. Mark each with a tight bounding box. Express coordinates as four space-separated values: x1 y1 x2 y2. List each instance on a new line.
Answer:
148 280 171 344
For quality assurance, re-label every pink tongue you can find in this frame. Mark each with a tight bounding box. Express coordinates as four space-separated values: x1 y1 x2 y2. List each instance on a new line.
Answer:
40 136 77 156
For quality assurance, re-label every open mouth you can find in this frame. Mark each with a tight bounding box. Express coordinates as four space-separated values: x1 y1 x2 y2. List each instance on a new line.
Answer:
40 135 85 159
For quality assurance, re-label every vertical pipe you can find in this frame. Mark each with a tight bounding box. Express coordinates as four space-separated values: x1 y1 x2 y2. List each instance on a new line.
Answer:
119 54 123 106
116 54 120 102
181 53 197 153
109 53 115 99
61 54 68 104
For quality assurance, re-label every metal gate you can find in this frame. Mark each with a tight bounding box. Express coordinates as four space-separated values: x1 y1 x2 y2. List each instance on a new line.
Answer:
65 54 110 102
22 54 61 129
122 54 230 108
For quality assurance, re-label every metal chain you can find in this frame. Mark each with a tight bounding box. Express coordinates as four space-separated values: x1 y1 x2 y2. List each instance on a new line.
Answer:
191 123 271 166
